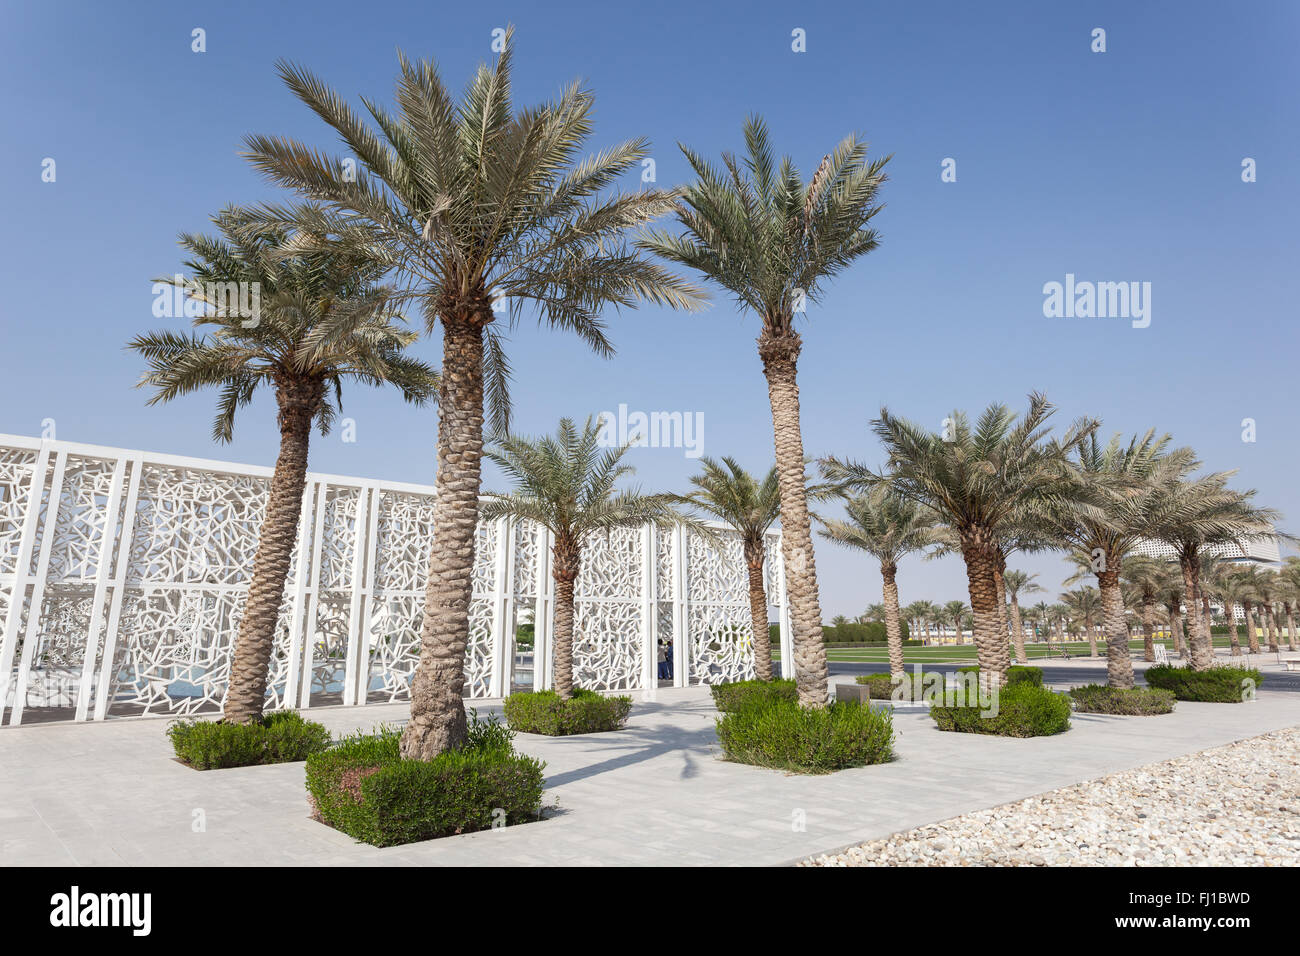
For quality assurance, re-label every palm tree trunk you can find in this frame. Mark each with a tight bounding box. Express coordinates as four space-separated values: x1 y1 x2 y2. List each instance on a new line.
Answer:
758 329 827 707
1244 602 1260 654
1097 567 1134 689
992 557 1012 658
744 539 773 680
1008 596 1027 665
961 536 1009 689
1170 606 1185 657
881 562 905 678
1227 604 1242 656
551 539 580 698
223 376 321 724
1178 556 1209 669
1140 597 1156 662
402 317 485 759
1264 604 1280 652
1086 619 1097 658
1286 603 1298 652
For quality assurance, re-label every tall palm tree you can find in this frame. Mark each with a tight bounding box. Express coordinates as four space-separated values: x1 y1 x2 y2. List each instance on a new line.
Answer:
824 394 1091 687
1157 574 1187 657
1031 600 1052 641
1061 587 1102 656
480 417 684 698
1148 472 1280 670
673 458 781 679
641 117 889 708
902 601 930 644
129 205 437 724
1042 430 1191 689
816 486 940 677
1121 555 1170 662
243 33 703 756
1002 570 1044 664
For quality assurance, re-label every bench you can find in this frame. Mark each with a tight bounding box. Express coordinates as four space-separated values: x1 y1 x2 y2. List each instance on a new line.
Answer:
1282 659 1300 672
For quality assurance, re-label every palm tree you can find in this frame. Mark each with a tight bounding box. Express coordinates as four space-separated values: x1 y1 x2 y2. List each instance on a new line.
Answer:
1042 430 1190 688
1149 472 1280 670
244 33 704 756
1157 575 1187 658
944 600 970 643
641 117 889 708
129 205 437 724
1031 600 1052 641
859 604 886 624
673 458 780 679
902 601 930 644
1209 566 1254 657
1002 570 1044 664
816 486 939 677
1121 555 1171 662
1279 557 1300 651
1061 587 1102 656
824 394 1091 687
480 417 684 698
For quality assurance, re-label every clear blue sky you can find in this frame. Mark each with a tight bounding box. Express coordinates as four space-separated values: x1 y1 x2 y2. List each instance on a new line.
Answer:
2 0 1297 617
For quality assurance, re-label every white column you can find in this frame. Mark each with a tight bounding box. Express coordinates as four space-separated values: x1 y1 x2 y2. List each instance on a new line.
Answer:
298 480 328 709
94 456 144 720
354 487 382 706
488 517 513 699
639 524 657 698
776 536 794 679
9 449 67 725
282 482 316 710
672 525 689 687
72 456 127 722
341 486 371 707
0 445 52 725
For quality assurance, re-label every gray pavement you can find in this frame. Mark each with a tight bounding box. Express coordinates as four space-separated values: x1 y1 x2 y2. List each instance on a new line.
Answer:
1 664 1297 866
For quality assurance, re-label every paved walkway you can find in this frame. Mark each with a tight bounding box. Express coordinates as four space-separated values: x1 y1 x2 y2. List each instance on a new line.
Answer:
2 663 1297 866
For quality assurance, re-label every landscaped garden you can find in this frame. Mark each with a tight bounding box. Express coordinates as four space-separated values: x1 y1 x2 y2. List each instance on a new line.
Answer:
97 27 1295 845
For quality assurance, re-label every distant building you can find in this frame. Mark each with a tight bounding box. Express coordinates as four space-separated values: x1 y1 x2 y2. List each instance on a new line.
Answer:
1131 535 1280 567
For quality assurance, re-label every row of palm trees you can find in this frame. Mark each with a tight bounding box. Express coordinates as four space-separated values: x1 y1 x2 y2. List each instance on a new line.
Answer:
134 31 888 751
814 398 1283 692
131 33 1283 748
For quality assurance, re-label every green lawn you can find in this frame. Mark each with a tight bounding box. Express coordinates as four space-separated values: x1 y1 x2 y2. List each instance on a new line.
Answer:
770 638 1233 664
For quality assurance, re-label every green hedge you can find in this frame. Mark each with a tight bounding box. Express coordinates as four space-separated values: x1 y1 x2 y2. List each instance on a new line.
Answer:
167 711 331 770
1143 664 1264 702
854 671 939 700
1068 684 1176 715
502 687 633 735
715 699 895 773
930 682 1071 737
305 716 545 847
956 665 1044 687
710 678 798 712
820 621 911 644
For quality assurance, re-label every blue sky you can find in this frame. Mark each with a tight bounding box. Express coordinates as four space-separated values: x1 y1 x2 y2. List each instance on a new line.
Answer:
2 0 1297 617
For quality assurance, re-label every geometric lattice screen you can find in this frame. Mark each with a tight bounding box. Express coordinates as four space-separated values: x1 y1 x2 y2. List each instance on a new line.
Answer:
0 434 789 725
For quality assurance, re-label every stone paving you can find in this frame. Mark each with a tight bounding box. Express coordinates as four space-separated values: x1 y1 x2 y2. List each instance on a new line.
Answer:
804 726 1300 866
2 659 1298 866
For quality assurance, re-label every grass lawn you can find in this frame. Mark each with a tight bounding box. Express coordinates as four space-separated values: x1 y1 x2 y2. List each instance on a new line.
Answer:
770 638 1233 664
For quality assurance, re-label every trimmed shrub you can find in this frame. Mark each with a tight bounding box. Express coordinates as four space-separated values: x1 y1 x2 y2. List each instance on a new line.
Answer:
957 665 1044 687
930 682 1071 737
503 687 633 735
821 621 909 644
710 678 798 713
1143 664 1264 702
715 699 895 773
1068 684 1176 715
305 716 545 847
167 711 331 770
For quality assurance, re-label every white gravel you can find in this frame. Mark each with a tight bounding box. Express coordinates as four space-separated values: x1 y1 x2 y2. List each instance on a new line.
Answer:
804 726 1300 867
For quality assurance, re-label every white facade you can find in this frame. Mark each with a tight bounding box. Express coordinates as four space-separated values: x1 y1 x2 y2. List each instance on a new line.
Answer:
1130 535 1281 565
0 434 787 725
